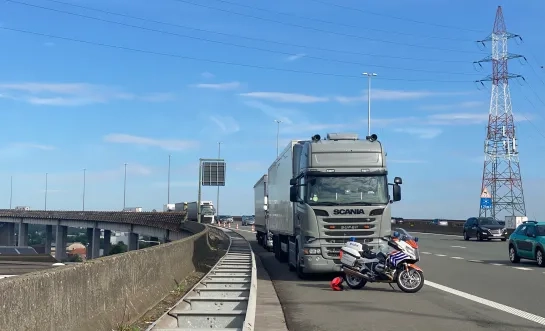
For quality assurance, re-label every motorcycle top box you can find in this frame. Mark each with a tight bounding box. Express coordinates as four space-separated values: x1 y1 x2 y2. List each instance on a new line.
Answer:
339 241 364 267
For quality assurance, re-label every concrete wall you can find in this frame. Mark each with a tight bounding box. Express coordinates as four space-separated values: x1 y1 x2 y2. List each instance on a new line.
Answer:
0 224 229 331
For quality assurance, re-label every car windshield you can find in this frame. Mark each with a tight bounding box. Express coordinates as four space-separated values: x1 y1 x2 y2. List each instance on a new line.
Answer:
537 225 545 236
306 175 389 205
478 218 500 226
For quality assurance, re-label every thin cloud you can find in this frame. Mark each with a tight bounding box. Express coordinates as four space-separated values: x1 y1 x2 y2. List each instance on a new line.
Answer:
240 92 329 103
370 112 532 128
103 134 199 151
389 159 428 164
10 142 56 150
200 72 215 79
244 100 295 124
420 101 486 111
394 127 443 139
335 89 470 103
210 115 241 134
0 82 174 106
192 82 241 90
285 53 306 62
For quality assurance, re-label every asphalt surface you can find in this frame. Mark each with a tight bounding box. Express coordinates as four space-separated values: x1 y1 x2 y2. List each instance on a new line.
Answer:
228 222 545 331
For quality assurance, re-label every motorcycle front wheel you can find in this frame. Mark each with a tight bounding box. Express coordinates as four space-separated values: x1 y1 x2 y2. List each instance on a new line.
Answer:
343 274 367 289
396 268 424 293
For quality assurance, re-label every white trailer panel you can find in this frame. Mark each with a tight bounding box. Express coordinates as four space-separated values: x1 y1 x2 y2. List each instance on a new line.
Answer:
254 174 268 233
267 141 299 236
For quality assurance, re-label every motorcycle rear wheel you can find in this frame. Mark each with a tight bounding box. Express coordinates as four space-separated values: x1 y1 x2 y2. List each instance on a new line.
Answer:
396 268 424 293
343 274 367 289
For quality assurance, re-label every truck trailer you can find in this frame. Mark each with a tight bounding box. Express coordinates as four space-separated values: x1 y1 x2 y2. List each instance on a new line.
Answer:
254 175 273 250
175 201 216 223
256 132 403 278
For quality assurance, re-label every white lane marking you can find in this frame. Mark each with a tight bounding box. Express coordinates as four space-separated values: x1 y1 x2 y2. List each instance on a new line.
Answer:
425 280 545 326
468 259 483 263
490 263 505 266
421 252 432 255
451 257 464 260
513 267 533 271
410 231 462 238
435 254 446 257
450 245 466 249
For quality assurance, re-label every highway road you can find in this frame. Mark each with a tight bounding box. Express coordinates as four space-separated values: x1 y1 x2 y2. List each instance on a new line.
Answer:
231 222 545 331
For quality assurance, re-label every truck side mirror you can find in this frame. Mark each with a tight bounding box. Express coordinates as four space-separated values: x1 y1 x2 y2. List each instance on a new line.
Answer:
289 186 298 202
394 177 402 185
290 178 297 186
392 184 401 202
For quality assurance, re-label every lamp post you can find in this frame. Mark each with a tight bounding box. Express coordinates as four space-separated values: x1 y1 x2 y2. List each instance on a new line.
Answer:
82 168 86 211
274 120 282 157
167 155 171 204
362 72 377 136
123 163 127 210
44 172 48 211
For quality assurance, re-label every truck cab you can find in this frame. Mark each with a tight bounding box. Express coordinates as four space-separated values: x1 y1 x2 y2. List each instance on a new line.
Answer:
285 133 402 277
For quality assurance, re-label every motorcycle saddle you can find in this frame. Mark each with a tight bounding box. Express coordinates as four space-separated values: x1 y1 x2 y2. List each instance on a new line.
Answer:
362 250 377 259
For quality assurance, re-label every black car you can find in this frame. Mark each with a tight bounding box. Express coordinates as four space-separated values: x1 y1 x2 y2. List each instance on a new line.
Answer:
463 217 507 241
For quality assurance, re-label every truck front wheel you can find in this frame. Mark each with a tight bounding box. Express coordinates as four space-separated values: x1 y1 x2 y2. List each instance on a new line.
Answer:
296 245 308 279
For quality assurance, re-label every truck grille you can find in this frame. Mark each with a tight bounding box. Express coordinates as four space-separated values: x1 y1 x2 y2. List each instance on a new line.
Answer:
320 216 380 259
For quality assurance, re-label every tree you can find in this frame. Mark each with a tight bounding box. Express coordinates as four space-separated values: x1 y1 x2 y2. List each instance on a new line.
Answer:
109 242 128 255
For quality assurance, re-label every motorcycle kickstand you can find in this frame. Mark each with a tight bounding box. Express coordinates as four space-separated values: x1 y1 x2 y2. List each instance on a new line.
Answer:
388 283 396 291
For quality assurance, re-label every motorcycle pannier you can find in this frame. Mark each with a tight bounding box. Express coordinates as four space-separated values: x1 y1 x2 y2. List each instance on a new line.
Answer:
340 246 360 267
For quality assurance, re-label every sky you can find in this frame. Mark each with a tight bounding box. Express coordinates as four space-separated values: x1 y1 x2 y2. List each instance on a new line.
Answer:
0 0 544 219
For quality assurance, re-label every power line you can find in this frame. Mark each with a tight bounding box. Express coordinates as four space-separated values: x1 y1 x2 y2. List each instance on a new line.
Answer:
168 0 484 54
201 0 470 42
9 0 480 76
305 0 485 33
0 26 472 83
36 0 470 64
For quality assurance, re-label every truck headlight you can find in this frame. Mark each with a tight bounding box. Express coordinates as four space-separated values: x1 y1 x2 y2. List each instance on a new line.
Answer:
304 248 321 255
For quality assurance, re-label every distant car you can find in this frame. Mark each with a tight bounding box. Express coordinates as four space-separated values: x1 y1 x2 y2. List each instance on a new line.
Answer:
508 221 545 267
242 217 255 226
463 217 507 241
219 215 234 223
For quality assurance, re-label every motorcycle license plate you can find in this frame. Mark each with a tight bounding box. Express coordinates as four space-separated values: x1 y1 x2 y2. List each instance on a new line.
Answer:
341 254 357 266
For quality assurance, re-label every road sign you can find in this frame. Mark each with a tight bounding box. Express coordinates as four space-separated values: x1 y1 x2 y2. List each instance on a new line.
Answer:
201 161 226 186
480 197 492 209
480 188 491 198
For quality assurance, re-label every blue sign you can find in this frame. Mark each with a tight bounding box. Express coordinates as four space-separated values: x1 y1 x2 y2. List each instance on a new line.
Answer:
480 197 492 209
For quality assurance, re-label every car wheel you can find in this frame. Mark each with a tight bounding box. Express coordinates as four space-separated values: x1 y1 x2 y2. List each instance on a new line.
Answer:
476 232 483 241
509 245 520 263
463 231 469 241
536 248 545 267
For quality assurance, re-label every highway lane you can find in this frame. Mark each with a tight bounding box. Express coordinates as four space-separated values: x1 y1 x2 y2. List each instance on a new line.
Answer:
232 226 543 331
408 231 545 319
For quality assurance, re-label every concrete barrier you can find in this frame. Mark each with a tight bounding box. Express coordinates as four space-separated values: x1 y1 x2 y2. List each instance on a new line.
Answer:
0 223 229 331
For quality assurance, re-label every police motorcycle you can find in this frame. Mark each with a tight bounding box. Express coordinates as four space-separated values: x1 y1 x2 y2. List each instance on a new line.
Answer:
336 231 424 293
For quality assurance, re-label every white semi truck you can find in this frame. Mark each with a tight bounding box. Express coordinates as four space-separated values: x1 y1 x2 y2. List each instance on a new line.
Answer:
175 201 216 223
255 133 402 278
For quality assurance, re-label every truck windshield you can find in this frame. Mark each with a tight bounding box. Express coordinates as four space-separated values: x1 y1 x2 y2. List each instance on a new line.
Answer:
306 175 388 205
201 206 215 215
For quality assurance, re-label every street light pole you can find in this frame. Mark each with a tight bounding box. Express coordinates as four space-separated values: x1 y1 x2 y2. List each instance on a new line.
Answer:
216 142 222 218
123 163 127 210
274 120 282 157
9 176 12 209
167 155 171 204
82 168 86 211
44 173 48 211
362 72 377 136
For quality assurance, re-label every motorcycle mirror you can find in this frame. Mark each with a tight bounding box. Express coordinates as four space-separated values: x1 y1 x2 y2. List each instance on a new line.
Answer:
414 237 419 242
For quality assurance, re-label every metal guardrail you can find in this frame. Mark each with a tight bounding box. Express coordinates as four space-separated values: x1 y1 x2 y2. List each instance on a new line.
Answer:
146 228 256 331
